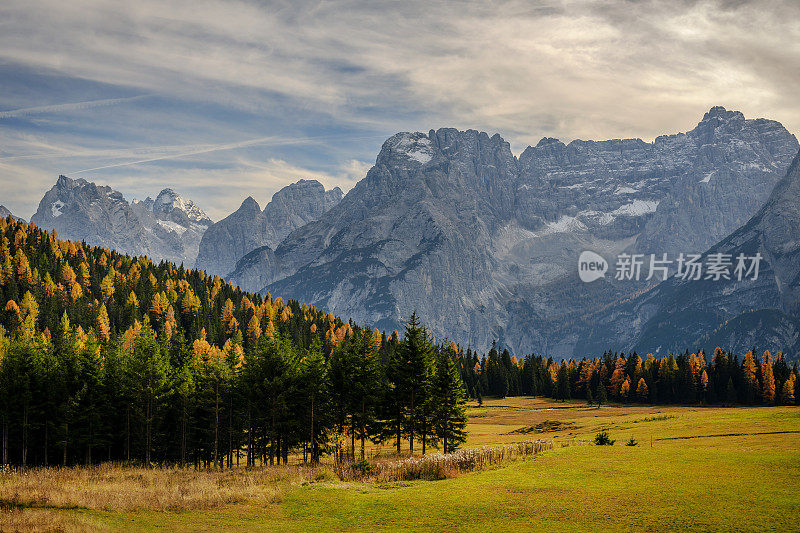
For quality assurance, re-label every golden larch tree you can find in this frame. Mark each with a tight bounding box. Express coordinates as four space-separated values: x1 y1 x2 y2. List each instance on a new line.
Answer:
742 351 758 394
780 375 795 405
620 377 631 400
761 350 775 405
97 304 111 342
636 378 648 402
247 315 261 339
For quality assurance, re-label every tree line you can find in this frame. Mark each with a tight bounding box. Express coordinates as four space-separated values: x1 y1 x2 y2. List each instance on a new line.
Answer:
458 343 799 406
0 217 467 467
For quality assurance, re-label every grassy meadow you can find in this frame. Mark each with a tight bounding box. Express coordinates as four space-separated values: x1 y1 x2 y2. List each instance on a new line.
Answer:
2 398 798 531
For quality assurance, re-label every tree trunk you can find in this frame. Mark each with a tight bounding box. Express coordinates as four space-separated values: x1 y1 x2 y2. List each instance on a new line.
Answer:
360 399 366 461
146 396 152 466
409 390 414 455
214 381 219 469
350 421 355 462
22 405 28 467
180 402 186 467
87 417 93 465
63 422 68 466
310 393 315 464
2 417 7 465
395 406 401 455
247 414 252 468
44 420 48 466
228 399 232 469
126 406 130 463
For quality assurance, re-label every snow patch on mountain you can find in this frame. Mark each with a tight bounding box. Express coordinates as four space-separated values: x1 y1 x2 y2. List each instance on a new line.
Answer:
157 219 188 234
612 199 659 216
543 215 587 234
700 170 716 184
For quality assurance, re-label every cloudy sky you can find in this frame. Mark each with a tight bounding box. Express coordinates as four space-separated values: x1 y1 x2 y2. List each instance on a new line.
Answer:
1 0 798 220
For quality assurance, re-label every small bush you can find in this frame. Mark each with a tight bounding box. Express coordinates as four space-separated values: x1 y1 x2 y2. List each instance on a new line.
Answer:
350 460 372 477
625 436 638 446
594 431 615 446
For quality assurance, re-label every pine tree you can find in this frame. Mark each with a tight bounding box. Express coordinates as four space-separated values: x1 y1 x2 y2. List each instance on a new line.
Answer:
396 313 435 455
554 364 571 401
726 377 737 405
127 320 169 465
432 347 468 454
596 382 607 408
301 339 330 464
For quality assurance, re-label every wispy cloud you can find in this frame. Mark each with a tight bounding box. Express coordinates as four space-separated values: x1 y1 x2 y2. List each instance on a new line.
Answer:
0 95 151 119
0 0 798 218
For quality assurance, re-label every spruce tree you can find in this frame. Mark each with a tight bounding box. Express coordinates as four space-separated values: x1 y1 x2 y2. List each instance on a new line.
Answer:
396 313 435 455
596 382 607 408
432 347 468 454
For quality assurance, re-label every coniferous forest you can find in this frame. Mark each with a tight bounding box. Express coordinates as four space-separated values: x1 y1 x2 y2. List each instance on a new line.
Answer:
0 216 797 468
0 218 467 467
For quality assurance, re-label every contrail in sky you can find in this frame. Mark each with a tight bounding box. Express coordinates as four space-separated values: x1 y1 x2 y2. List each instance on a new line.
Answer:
0 95 150 119
70 134 382 174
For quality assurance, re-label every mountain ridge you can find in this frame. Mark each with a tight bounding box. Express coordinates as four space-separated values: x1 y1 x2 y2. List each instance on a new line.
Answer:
236 107 798 355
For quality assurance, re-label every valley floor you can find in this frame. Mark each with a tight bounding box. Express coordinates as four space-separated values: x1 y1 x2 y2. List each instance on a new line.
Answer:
2 398 799 532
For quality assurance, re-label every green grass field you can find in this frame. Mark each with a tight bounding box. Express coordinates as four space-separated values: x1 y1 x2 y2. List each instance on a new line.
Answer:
3 399 799 531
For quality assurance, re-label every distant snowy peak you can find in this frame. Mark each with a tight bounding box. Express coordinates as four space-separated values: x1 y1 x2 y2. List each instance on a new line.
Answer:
134 188 211 226
151 188 211 225
31 175 212 266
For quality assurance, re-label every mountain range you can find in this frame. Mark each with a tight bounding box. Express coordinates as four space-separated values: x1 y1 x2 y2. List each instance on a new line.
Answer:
13 106 800 357
29 176 212 266
195 179 343 278
233 107 798 356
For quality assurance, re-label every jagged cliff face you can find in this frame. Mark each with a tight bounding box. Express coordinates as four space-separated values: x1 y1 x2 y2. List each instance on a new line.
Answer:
195 179 342 278
264 130 516 341
577 151 800 357
30 176 211 266
246 108 797 356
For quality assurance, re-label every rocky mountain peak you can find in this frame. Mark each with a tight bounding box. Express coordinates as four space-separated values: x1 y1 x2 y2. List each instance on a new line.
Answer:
196 179 344 278
535 137 563 148
55 174 88 190
239 196 261 214
151 188 211 225
378 132 435 167
700 105 744 123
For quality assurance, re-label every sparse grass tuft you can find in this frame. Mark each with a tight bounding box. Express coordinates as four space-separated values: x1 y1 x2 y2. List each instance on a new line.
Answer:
334 440 562 482
632 414 677 423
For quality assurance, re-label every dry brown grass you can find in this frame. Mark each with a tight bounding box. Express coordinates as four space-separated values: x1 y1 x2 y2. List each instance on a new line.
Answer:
0 463 332 513
0 508 93 533
334 439 568 482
